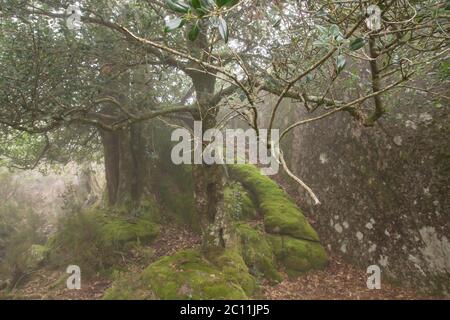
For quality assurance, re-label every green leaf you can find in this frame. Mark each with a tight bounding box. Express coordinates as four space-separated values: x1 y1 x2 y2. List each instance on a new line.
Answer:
188 24 200 41
329 25 341 38
217 16 228 43
190 0 201 8
194 7 208 17
215 0 234 8
316 9 327 17
164 17 184 32
200 0 216 9
165 0 189 13
336 55 346 73
349 37 365 51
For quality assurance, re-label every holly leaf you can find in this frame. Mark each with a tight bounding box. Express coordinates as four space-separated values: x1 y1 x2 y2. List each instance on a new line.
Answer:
164 17 184 32
215 0 235 8
336 55 346 73
188 24 200 41
349 37 365 51
190 0 201 8
217 16 228 43
165 0 190 13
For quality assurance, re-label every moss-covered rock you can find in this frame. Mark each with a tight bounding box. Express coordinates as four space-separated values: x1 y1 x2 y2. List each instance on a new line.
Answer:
224 182 258 221
104 249 256 300
209 248 257 294
99 216 160 246
236 223 282 282
268 235 328 276
229 164 319 241
47 202 160 275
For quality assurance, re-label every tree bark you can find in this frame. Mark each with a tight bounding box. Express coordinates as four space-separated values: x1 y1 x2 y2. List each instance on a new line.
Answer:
187 29 233 255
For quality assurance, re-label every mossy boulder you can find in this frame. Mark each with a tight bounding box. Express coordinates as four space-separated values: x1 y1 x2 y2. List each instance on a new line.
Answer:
268 235 328 276
104 249 256 300
47 202 160 275
236 223 282 282
224 182 258 221
229 164 319 241
209 249 257 294
99 216 160 246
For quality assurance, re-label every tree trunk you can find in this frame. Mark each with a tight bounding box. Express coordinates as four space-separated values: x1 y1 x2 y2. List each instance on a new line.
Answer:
99 64 149 210
100 123 147 209
187 30 233 255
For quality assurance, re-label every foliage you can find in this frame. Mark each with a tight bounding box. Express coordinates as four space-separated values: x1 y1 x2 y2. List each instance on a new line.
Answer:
47 205 160 276
0 0 447 201
0 171 46 288
164 0 238 42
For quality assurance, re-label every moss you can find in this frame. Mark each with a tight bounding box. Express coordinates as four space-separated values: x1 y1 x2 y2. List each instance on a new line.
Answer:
268 235 328 276
209 248 257 295
99 217 159 246
224 182 258 221
47 204 160 276
104 249 256 300
103 271 152 300
229 164 319 241
236 223 282 282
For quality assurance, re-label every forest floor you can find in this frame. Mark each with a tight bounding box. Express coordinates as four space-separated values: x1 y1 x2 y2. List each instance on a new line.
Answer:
2 224 202 300
2 173 445 300
3 222 440 300
259 255 432 300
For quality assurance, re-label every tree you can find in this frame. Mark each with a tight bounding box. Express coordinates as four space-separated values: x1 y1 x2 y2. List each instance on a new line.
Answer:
0 0 448 255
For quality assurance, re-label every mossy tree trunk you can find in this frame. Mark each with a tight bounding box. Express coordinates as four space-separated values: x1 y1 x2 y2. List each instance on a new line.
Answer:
187 29 234 256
